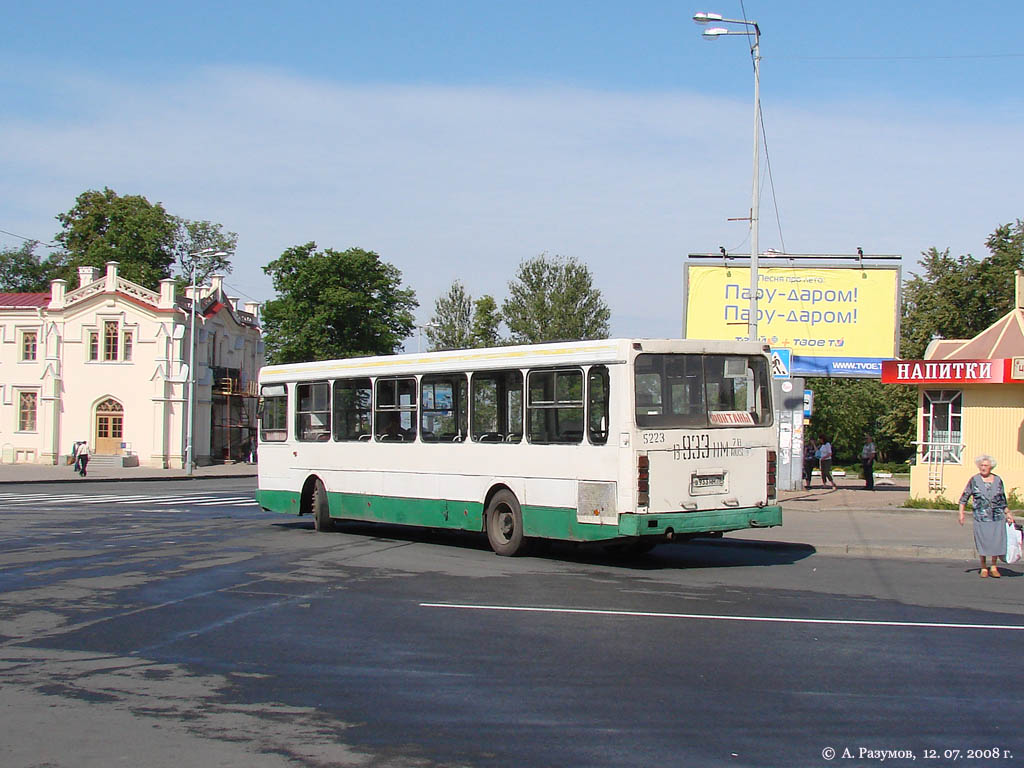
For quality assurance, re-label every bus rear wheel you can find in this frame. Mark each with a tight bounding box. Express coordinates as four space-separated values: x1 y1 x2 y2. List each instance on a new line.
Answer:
485 490 525 556
312 479 334 532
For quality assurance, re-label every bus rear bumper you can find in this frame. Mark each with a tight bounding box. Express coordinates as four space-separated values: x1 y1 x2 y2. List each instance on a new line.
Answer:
618 505 782 538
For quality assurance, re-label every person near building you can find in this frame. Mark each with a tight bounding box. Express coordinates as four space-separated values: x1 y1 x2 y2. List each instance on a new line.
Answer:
958 455 1015 578
860 434 877 490
803 437 818 490
77 441 90 477
71 441 82 472
817 435 837 490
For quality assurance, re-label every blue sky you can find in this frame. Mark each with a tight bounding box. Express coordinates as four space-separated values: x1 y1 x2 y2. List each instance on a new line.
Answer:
2 1 1022 339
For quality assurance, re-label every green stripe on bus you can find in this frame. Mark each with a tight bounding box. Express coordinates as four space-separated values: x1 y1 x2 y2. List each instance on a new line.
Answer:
255 487 781 543
332 491 486 532
521 505 621 542
618 506 783 536
255 488 301 514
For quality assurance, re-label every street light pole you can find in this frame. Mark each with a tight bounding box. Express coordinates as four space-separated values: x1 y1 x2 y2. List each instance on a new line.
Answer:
694 11 762 341
417 322 439 353
184 248 228 475
749 28 760 342
185 259 199 476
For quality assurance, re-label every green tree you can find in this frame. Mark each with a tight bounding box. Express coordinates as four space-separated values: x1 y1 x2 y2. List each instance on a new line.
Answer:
812 219 1024 464
900 248 987 359
426 280 474 351
471 294 503 347
262 242 417 364
875 384 917 460
808 378 913 463
55 187 178 290
502 253 610 344
0 242 66 292
174 219 237 285
902 221 1024 358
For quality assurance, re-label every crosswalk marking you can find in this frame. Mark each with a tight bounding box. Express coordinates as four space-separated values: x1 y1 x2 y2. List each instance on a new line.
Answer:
0 491 256 508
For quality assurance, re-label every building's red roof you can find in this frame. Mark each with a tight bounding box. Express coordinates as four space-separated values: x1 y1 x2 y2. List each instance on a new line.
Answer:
925 308 1024 360
0 292 49 307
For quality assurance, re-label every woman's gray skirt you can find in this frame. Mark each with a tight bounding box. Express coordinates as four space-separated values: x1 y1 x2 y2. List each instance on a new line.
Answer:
974 519 1007 556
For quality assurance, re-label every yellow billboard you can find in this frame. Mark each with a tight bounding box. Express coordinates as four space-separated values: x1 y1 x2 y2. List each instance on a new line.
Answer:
684 265 899 359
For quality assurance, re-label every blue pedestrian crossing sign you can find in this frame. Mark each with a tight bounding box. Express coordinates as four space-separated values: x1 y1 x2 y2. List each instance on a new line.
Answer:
770 348 791 379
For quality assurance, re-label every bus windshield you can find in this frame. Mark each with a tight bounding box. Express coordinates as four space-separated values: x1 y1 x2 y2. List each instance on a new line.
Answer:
634 353 772 429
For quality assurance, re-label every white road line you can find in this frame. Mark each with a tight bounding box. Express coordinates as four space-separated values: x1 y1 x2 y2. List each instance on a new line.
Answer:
148 496 233 505
419 603 1024 632
0 493 253 507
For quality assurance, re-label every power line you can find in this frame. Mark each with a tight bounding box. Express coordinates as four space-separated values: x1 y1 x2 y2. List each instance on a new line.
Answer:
0 228 58 248
774 52 1024 62
760 109 786 255
222 280 265 305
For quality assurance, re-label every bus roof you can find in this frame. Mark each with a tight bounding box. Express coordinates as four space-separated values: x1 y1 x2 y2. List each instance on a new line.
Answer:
258 338 771 383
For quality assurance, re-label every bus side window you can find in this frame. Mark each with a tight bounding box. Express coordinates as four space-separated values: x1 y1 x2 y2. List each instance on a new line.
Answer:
260 384 288 442
375 377 417 442
421 374 468 443
588 365 609 445
333 378 372 441
295 381 331 442
471 370 522 443
527 369 583 445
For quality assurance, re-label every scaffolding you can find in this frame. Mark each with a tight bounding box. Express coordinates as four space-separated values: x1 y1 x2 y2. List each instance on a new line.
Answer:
210 368 258 463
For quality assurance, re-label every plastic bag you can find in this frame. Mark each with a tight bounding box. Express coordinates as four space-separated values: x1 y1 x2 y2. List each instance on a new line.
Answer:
1006 523 1023 564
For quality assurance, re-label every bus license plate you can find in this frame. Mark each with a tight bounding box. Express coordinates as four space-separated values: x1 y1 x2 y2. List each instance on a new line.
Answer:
690 473 725 494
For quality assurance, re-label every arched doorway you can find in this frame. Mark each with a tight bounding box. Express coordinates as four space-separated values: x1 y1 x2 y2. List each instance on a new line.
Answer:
95 398 124 455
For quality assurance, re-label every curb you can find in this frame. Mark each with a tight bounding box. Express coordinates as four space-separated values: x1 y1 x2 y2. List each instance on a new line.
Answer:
703 537 976 562
781 505 958 517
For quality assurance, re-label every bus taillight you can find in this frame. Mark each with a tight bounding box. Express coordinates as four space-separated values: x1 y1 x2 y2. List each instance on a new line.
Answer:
767 450 777 500
638 454 650 507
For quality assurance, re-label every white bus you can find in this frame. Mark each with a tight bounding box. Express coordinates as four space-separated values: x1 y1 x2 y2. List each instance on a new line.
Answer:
255 338 781 555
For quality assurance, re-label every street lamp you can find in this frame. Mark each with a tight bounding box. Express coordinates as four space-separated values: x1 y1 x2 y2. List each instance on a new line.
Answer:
417 322 439 353
185 248 229 475
694 10 762 341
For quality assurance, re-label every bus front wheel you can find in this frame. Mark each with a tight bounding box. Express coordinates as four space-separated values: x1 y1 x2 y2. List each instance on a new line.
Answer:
312 479 334 532
485 490 525 556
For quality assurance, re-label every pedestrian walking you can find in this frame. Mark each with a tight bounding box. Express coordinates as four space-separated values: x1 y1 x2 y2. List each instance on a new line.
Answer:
958 454 1015 578
77 441 90 477
71 441 82 473
861 434 877 490
817 434 837 490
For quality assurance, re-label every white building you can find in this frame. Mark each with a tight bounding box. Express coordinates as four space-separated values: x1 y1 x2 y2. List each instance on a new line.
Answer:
0 261 263 467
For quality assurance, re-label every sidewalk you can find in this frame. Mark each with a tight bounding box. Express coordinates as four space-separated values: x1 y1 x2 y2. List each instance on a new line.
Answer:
0 465 988 562
732 479 979 561
0 461 256 484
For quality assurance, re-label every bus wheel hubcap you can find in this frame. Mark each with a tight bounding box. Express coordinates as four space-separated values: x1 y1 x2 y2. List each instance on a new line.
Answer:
498 509 514 540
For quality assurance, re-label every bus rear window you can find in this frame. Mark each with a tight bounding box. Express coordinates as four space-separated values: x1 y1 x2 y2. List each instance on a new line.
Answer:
634 354 771 429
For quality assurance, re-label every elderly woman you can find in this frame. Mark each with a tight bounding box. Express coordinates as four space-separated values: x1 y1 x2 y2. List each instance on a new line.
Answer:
958 455 1015 578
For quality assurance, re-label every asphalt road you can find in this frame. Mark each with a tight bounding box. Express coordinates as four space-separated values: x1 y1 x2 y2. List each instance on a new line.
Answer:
1 478 1022 768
